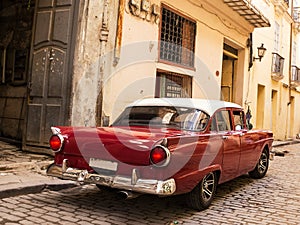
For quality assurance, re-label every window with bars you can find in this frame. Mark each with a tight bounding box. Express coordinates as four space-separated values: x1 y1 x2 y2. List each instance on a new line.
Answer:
159 6 196 68
155 71 192 98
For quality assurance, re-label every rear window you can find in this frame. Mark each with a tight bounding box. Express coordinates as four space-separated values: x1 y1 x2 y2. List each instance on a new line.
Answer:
113 106 209 131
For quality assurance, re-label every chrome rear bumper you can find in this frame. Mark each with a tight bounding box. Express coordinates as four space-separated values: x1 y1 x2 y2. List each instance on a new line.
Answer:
47 159 176 196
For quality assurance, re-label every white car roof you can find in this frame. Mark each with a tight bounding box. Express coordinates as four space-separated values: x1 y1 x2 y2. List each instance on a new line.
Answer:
127 98 243 116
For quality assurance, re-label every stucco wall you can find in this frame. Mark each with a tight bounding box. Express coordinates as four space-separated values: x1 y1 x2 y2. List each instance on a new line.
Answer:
69 0 300 140
71 0 119 126
250 0 300 140
101 0 253 123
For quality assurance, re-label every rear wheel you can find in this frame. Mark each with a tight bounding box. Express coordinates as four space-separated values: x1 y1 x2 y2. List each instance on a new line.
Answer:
249 148 269 179
185 172 217 210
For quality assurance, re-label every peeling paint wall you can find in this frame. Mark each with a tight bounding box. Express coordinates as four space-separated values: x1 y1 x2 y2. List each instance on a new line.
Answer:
69 0 300 141
70 0 119 126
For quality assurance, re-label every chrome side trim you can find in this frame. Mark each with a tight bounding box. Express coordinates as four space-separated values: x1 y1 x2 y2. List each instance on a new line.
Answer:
47 160 176 196
51 126 61 135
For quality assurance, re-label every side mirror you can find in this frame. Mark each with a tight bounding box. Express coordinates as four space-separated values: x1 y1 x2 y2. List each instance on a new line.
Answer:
247 123 253 130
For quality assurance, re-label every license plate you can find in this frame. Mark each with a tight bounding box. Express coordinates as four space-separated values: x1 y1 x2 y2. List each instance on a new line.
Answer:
89 158 118 171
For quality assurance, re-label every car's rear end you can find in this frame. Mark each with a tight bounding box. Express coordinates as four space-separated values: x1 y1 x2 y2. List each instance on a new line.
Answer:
47 125 186 195
47 99 216 198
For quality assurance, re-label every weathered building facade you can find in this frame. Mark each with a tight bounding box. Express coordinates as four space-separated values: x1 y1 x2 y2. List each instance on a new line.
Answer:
249 0 300 140
0 0 299 153
0 0 120 153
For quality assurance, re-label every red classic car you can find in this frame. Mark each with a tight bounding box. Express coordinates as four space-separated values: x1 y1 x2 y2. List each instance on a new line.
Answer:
47 98 273 210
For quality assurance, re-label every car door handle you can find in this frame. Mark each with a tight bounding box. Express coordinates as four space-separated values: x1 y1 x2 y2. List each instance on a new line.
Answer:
222 136 229 140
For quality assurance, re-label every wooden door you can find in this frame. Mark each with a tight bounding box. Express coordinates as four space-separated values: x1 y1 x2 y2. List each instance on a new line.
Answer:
24 0 79 151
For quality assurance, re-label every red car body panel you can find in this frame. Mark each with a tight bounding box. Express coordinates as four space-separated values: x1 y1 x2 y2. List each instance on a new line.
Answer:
47 99 273 196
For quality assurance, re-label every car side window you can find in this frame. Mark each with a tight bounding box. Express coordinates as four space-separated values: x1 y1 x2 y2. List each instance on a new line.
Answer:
215 110 232 132
233 110 245 130
209 110 232 132
210 116 218 132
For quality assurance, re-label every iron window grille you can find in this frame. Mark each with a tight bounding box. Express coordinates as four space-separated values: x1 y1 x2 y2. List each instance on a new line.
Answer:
156 71 192 98
159 6 196 68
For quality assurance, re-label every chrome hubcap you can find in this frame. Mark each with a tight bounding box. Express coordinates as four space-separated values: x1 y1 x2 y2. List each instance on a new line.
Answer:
201 172 215 201
258 152 268 174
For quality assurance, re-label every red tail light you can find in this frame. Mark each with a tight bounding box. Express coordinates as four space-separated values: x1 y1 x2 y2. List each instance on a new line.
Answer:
150 145 170 167
49 134 64 152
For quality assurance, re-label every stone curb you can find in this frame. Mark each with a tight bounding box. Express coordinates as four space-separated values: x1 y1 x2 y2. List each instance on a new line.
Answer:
0 160 53 171
0 180 77 199
271 140 300 157
0 159 78 199
272 140 300 147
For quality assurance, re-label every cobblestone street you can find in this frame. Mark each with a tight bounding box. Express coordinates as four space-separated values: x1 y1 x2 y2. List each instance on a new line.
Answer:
1 144 300 225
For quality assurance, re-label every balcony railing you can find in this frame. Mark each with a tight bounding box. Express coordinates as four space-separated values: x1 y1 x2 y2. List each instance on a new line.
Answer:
294 7 300 32
291 66 300 87
271 53 285 81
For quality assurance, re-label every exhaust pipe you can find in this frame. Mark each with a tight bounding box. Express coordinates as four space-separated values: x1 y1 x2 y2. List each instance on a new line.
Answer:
118 190 141 199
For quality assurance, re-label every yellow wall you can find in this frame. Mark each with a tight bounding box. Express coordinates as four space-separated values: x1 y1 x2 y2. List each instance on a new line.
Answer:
249 0 300 140
102 0 253 123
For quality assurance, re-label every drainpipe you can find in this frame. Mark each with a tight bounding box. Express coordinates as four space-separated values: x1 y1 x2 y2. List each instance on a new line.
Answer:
288 0 294 106
286 0 294 139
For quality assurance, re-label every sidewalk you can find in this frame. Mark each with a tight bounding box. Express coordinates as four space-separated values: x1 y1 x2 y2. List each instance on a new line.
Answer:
0 141 76 199
272 139 300 147
0 139 299 199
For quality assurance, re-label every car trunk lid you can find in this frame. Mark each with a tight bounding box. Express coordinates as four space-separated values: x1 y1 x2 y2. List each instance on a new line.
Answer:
55 126 183 166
